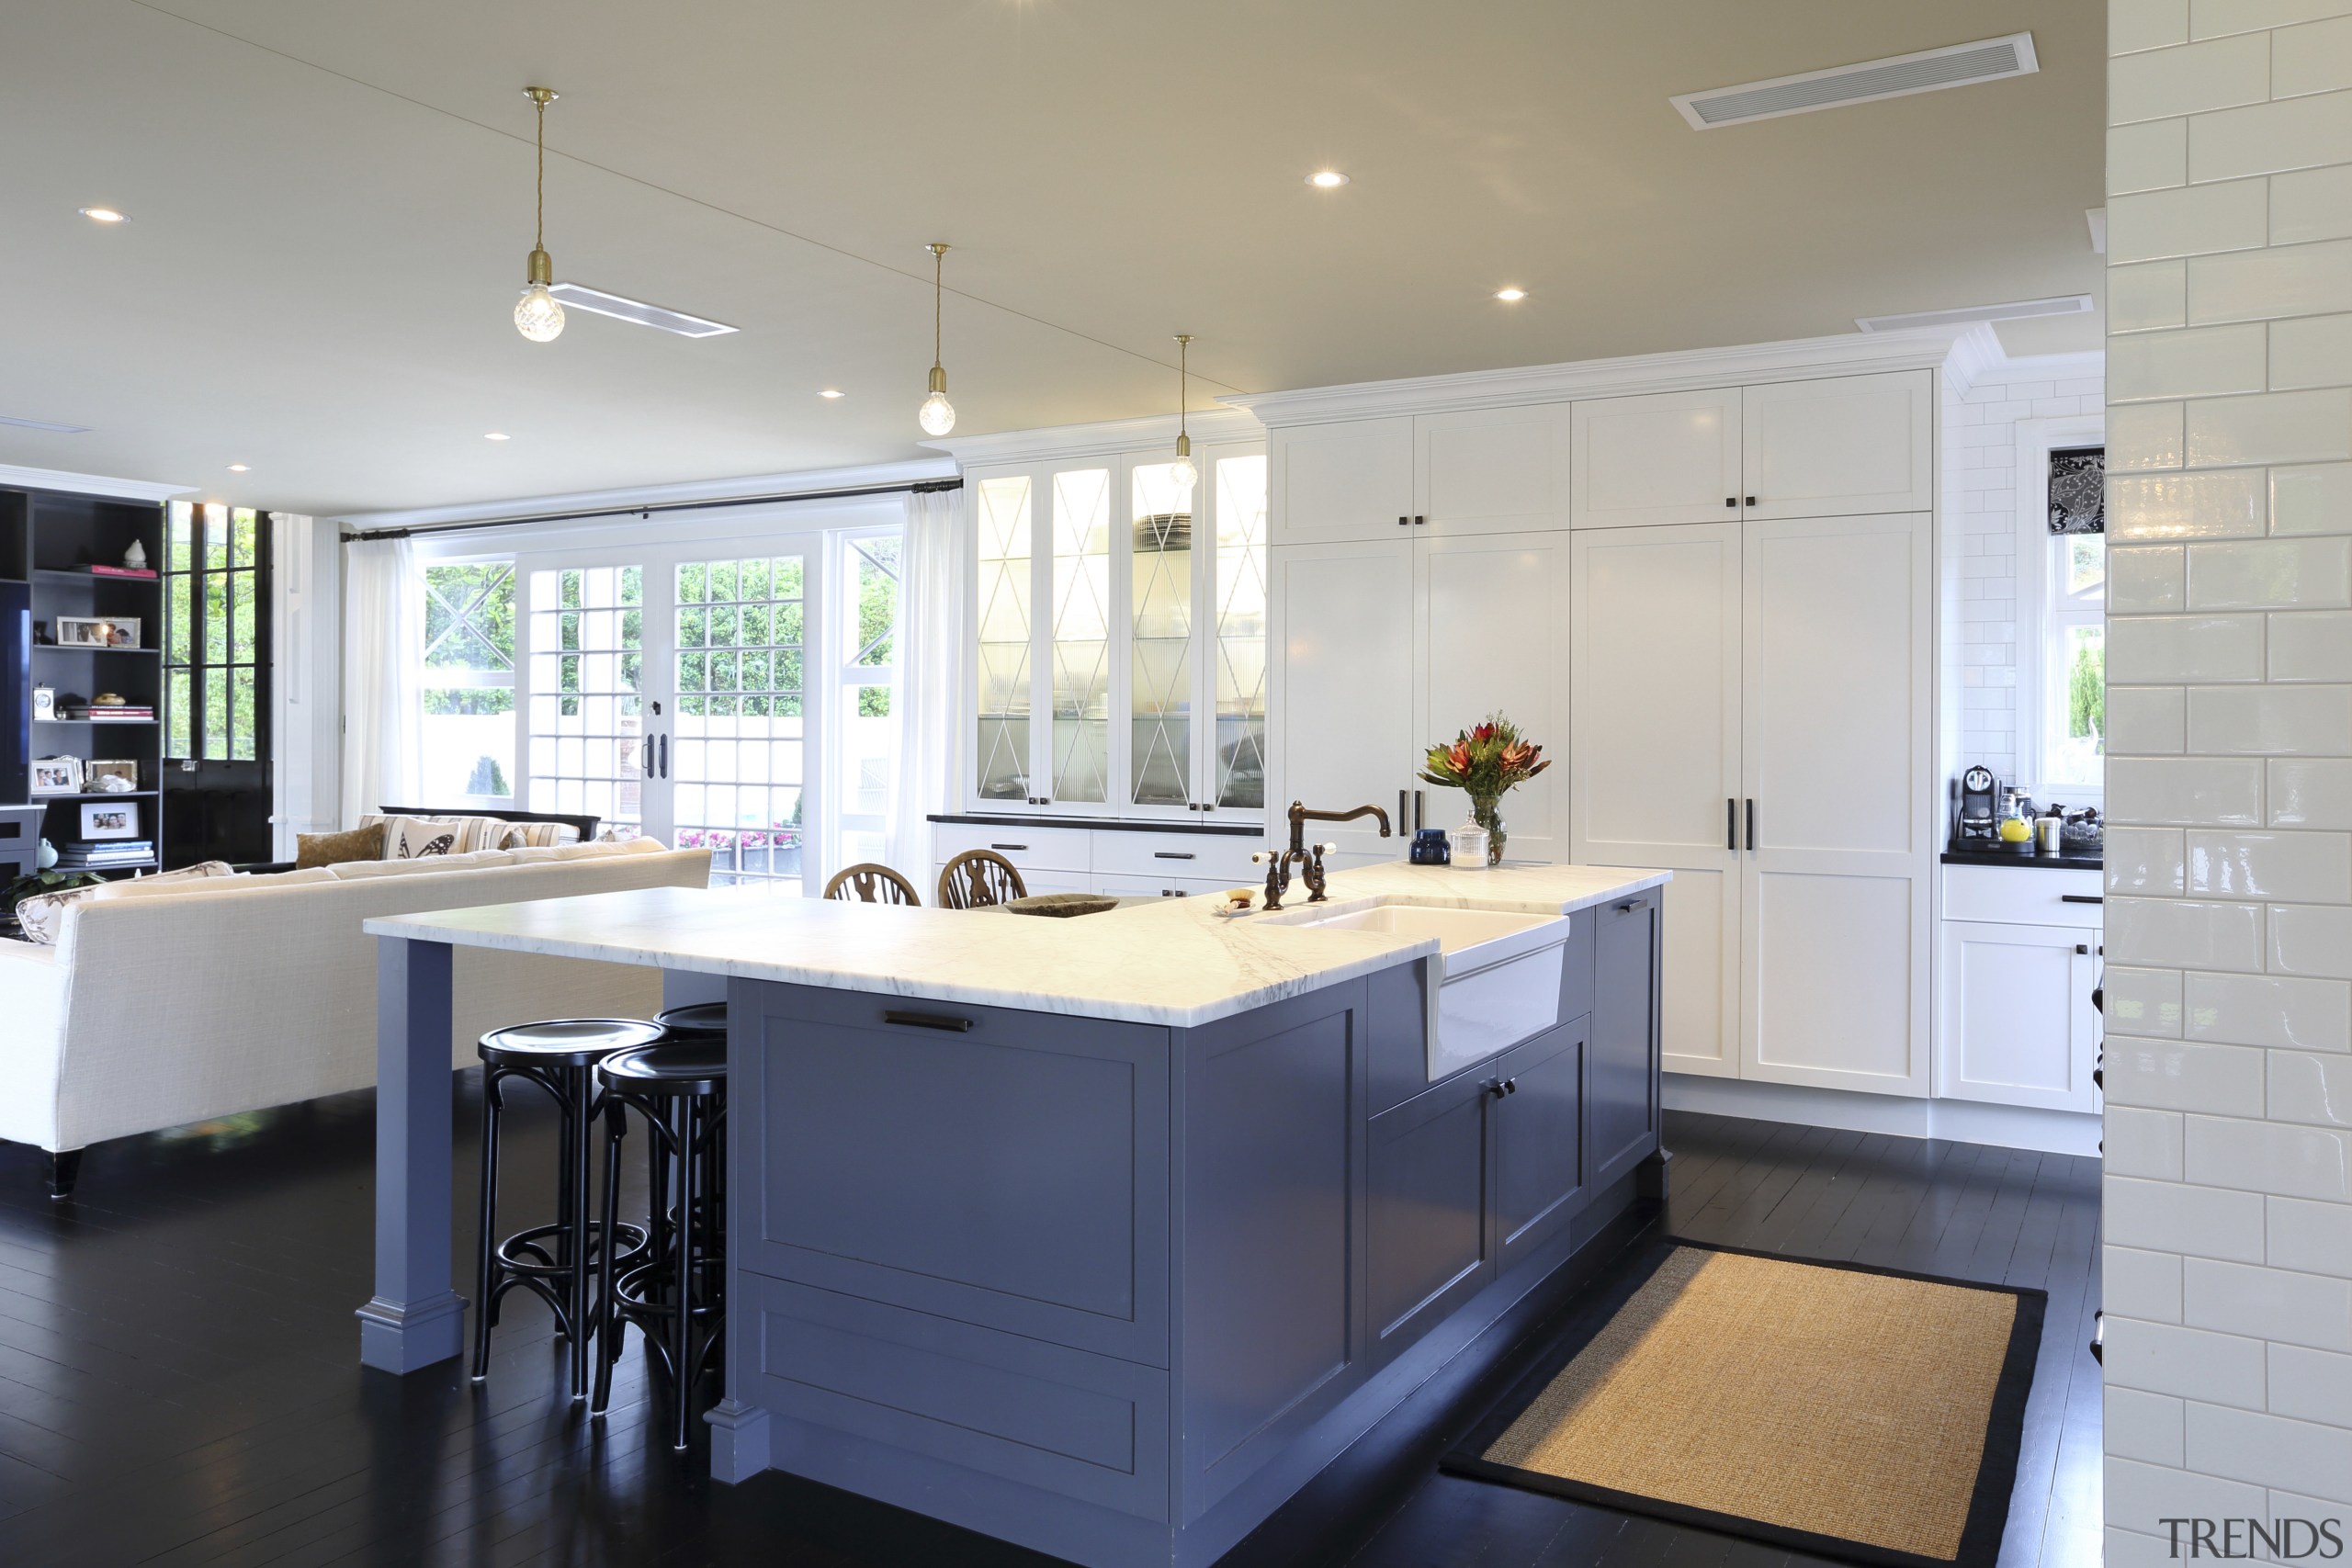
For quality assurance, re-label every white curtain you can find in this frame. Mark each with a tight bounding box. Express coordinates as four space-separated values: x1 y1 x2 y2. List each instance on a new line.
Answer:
339 536 424 827
885 486 964 878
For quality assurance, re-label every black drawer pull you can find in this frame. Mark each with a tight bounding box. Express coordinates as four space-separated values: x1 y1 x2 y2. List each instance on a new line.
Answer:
2076 943 2090 955
2060 894 2103 905
1615 899 1640 913
1153 851 1195 861
882 1010 975 1032
989 842 1029 852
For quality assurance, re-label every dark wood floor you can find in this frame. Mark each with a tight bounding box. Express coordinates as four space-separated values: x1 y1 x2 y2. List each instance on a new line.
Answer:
0 1093 2100 1568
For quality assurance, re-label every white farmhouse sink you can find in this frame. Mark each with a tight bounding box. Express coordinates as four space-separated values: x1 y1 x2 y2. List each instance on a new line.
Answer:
1261 899 1571 1080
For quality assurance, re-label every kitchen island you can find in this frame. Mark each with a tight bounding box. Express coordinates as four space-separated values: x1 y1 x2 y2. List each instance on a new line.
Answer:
361 860 1668 1568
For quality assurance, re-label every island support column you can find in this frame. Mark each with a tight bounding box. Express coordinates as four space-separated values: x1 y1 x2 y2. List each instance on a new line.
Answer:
356 936 468 1372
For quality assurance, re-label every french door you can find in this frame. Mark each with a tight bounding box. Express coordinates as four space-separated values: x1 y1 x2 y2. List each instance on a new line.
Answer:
511 532 830 893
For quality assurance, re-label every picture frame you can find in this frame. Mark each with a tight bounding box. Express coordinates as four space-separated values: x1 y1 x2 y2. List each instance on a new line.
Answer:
29 757 82 795
54 615 138 649
31 686 54 722
85 760 139 791
79 802 139 840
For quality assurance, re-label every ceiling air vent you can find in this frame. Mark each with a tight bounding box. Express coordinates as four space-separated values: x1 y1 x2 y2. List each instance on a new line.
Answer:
546 282 738 338
1671 33 2038 130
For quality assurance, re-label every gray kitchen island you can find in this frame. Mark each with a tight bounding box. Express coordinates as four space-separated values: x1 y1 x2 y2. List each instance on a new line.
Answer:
362 860 1668 1568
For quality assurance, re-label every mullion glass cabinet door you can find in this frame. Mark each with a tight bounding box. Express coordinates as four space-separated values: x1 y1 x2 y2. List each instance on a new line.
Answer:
973 474 1035 803
1046 468 1113 806
1210 453 1269 811
1128 460 1194 809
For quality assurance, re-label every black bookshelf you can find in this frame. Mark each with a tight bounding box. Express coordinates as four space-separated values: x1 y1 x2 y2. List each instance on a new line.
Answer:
3 486 165 877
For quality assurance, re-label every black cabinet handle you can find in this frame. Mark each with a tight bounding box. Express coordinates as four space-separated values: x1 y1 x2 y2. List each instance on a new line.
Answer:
1399 789 1408 833
1616 899 1640 913
2061 894 2104 905
883 1010 975 1032
2076 943 2090 955
1724 497 1737 509
1154 851 1195 861
1414 789 1426 830
989 842 1028 852
1727 796 1737 852
1746 797 1756 852
1397 514 1409 526
1745 495 1757 507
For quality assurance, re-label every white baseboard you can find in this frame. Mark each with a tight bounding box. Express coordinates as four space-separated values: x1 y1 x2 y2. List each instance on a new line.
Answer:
1661 1073 2102 1157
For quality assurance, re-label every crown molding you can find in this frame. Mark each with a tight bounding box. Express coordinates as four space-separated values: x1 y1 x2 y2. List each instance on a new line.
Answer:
920 407 1263 467
1219 326 1977 428
331 457 956 530
0 463 195 503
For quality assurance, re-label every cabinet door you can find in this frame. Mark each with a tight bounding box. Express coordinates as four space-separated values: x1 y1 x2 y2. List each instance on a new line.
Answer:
1200 449 1271 817
1414 405 1572 536
1039 466 1117 815
1268 419 1415 546
1937 920 2102 1112
1570 388 1742 529
1267 538 1415 863
1416 531 1572 862
1364 1069 1493 1364
1739 513 1932 1096
1569 524 1741 1077
1589 892 1661 1186
1491 1021 1587 1270
970 470 1040 807
1739 373 1933 520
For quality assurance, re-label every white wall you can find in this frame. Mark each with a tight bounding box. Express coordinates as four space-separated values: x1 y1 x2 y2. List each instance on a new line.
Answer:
1943 363 2105 787
2104 2 2352 1558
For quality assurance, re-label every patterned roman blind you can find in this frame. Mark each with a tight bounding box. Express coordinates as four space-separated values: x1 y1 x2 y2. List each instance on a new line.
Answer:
2048 446 2105 535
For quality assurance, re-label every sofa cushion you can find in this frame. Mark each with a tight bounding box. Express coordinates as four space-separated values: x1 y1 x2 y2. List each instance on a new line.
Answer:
296 822 387 869
493 819 576 849
17 861 236 944
363 813 510 855
101 865 339 899
379 816 470 861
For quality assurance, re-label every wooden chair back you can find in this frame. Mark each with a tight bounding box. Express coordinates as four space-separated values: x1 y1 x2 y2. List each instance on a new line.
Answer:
822 863 922 906
936 849 1028 910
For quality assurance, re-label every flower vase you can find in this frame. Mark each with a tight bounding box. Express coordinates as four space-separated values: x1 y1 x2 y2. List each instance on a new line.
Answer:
1471 794 1506 866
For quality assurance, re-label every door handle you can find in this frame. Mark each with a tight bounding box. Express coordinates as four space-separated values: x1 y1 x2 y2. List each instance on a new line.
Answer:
882 1010 976 1032
1746 797 1756 852
659 734 669 780
1726 797 1737 852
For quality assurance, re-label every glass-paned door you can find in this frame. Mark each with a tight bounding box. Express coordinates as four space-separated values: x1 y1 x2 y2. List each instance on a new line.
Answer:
163 502 266 761
671 552 808 888
1048 468 1113 807
835 532 899 868
973 476 1033 803
522 562 645 835
1128 461 1194 811
1210 453 1269 810
420 560 515 804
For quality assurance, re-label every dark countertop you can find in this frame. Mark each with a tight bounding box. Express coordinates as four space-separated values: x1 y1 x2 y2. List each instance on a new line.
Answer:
930 811 1264 838
1941 844 2103 872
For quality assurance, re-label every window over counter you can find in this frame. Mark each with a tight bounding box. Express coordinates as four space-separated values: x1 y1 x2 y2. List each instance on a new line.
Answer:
2013 423 2104 802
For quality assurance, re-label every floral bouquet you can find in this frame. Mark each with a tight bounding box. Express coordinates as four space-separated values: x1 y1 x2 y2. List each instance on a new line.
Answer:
1419 713 1550 864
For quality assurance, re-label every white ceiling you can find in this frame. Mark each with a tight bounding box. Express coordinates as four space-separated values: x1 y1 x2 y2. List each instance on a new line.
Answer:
0 1 2105 517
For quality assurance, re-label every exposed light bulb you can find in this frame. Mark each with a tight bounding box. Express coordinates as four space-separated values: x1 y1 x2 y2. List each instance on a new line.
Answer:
919 388 956 436
1170 455 1197 496
514 281 565 342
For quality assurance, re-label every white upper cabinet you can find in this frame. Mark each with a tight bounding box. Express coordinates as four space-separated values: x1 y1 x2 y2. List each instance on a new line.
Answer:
1266 536 1418 861
1268 418 1415 546
1413 405 1574 536
1570 389 1742 530
1738 372 1934 519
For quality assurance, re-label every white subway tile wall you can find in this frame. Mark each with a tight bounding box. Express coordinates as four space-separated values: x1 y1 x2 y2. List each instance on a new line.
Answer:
2108 1 2352 1549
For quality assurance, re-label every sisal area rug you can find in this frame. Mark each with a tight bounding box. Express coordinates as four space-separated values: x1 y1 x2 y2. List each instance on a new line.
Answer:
1443 1242 2043 1568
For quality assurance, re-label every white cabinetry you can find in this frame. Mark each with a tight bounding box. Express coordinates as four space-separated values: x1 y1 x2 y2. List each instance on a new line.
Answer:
929 820 1261 903
1569 513 1935 1096
1571 372 1933 528
1267 418 1414 546
1270 406 1570 545
1267 537 1417 861
1937 865 2103 1113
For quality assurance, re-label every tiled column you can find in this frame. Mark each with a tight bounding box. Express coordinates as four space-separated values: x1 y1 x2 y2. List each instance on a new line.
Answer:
2106 1 2352 1559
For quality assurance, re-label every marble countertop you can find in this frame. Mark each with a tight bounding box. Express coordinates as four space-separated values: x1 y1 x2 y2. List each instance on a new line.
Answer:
364 861 1670 1028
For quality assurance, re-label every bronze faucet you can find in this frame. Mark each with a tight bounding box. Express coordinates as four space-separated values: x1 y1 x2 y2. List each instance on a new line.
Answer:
1252 800 1393 911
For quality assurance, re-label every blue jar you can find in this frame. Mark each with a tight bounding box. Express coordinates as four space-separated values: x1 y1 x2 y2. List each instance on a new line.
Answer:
1409 828 1452 865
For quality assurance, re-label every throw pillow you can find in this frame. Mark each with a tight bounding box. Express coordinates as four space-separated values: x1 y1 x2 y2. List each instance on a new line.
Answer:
16 860 237 944
379 816 465 861
360 813 508 853
296 822 387 869
496 820 569 850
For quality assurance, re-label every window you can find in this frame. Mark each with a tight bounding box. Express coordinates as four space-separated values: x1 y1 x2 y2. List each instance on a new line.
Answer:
2041 532 2104 790
833 531 899 869
2016 430 2105 797
164 502 266 761
422 560 516 803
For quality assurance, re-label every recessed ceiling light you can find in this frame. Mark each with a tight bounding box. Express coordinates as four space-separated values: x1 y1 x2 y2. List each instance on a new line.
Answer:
227 464 250 472
1495 287 1528 302
484 432 511 441
1306 170 1350 188
79 207 128 223
820 389 845 400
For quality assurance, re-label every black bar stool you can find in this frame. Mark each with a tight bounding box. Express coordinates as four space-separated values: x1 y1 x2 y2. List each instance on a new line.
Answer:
653 1000 728 1043
591 1039 729 1449
471 1017 665 1398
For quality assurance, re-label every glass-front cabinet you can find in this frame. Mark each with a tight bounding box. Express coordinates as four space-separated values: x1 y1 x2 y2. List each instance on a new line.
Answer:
967 443 1267 822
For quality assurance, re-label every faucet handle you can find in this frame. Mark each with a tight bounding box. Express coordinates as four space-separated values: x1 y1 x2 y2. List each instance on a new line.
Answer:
1250 851 1273 864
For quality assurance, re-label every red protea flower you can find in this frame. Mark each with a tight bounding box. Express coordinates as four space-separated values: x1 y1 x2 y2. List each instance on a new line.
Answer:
1473 722 1497 742
1448 739 1473 774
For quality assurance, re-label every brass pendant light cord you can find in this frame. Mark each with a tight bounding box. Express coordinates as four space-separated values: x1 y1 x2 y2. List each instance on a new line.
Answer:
1177 334 1189 442
535 95 546 253
931 243 945 369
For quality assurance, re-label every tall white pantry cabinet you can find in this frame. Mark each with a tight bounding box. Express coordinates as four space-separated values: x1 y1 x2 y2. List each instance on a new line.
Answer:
1245 356 1944 1100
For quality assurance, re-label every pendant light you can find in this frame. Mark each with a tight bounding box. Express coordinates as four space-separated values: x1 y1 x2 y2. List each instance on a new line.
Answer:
513 86 565 344
1170 334 1197 498
918 243 956 435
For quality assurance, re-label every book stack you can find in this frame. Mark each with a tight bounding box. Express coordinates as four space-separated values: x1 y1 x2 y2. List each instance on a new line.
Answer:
55 840 153 870
81 564 159 581
57 703 155 721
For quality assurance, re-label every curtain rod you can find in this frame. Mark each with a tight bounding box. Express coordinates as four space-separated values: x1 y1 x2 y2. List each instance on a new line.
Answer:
341 476 962 543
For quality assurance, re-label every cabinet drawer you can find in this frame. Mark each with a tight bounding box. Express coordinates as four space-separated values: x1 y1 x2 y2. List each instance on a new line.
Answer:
1091 830 1263 881
1942 863 2104 928
1091 872 1243 900
933 822 1091 874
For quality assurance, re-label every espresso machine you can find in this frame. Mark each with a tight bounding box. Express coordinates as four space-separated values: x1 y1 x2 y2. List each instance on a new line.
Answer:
1952 766 2002 848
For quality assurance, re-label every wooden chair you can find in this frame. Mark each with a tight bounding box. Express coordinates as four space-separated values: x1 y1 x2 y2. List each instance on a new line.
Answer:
936 849 1027 910
822 863 922 906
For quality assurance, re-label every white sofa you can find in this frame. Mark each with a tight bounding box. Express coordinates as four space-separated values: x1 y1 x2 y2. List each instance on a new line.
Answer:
0 838 710 1191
